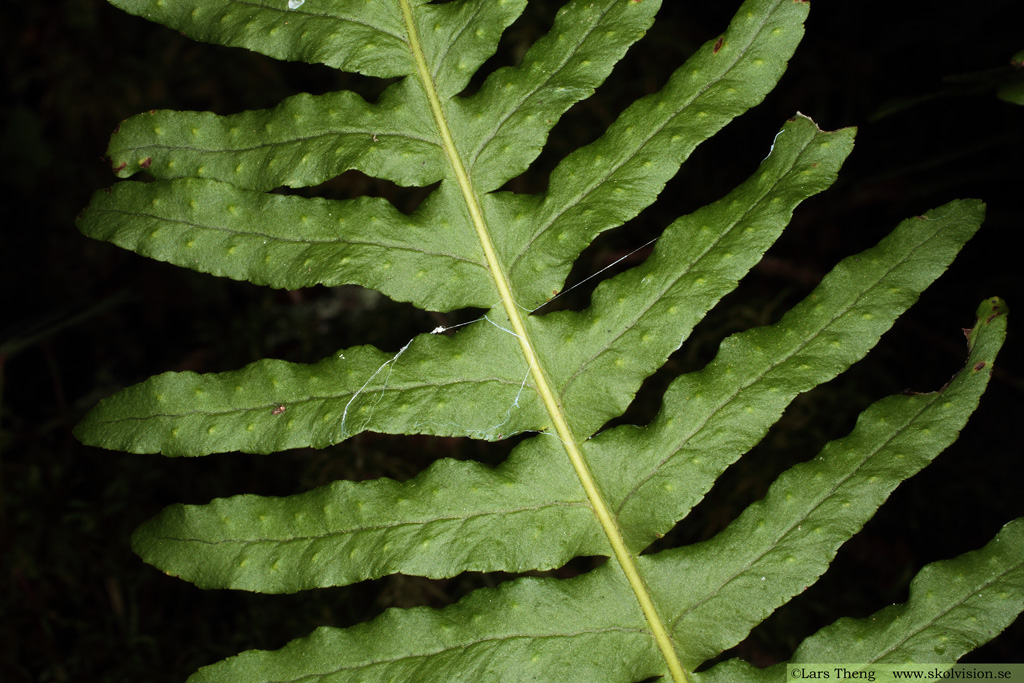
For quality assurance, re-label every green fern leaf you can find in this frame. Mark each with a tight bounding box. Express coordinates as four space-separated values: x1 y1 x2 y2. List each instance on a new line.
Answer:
700 516 1024 682
75 0 1020 680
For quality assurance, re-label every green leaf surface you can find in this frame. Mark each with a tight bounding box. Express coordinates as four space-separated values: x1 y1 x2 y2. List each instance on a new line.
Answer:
108 0 506 78
590 200 987 550
132 438 607 591
78 179 496 308
186 563 664 683
75 318 555 456
504 0 809 309
76 0 1021 680
533 114 853 436
83 0 803 313
696 516 1024 683
176 299 1008 680
102 0 659 194
105 87 447 191
126 169 989 593
651 296 1007 667
997 81 1024 106
790 517 1024 665
76 113 851 457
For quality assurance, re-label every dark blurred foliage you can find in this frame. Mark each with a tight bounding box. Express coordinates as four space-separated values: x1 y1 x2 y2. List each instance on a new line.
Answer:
2 1 1022 681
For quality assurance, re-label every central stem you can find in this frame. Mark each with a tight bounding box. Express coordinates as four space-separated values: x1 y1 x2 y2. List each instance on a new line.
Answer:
398 3 688 681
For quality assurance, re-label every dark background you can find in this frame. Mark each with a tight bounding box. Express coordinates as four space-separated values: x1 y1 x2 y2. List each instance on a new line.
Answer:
3 1 1023 681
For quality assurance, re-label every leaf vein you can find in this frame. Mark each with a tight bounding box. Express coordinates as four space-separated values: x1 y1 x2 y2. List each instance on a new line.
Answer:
616 221 951 516
91 376 530 425
264 626 650 683
557 130 818 399
114 128 442 157
91 208 487 268
508 0 784 275
669 392 938 632
228 0 409 44
157 500 590 547
465 1 617 174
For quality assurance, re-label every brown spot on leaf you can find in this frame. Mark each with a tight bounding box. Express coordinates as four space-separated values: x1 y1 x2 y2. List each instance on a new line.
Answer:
271 405 287 416
713 37 724 53
113 161 127 173
139 157 152 169
973 361 987 372
986 300 1004 323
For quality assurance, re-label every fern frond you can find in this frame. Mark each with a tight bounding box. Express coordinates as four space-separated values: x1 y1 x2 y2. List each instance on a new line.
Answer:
76 0 1019 680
